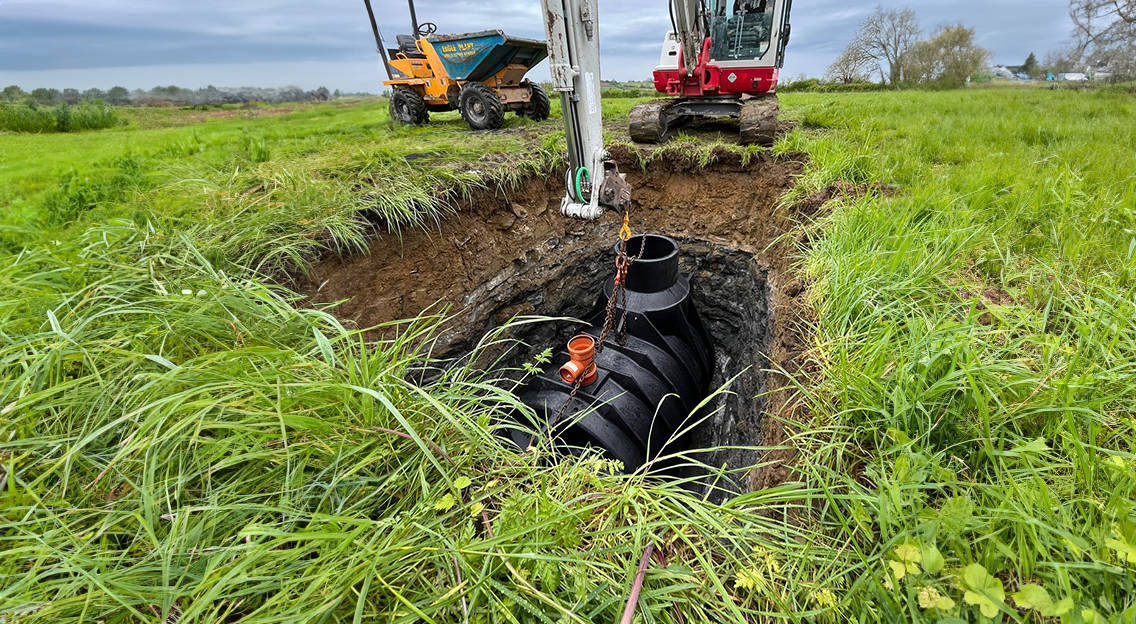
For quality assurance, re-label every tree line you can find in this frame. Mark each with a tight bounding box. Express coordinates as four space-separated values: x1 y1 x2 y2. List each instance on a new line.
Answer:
1062 0 1136 77
826 1 1136 87
0 85 334 107
826 7 989 88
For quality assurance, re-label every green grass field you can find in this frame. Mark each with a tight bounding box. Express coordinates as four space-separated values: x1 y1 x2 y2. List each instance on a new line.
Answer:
1 89 1134 622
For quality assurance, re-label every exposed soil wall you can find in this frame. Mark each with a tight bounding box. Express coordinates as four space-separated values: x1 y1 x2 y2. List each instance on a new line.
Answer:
295 148 824 491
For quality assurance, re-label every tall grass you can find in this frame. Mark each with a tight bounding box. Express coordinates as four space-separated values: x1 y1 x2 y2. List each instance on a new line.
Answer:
1 91 1134 622
0 214 835 622
0 102 125 133
774 89 1136 621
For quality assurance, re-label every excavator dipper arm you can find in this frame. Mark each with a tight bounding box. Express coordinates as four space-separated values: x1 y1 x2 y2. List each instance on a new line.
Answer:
540 0 631 220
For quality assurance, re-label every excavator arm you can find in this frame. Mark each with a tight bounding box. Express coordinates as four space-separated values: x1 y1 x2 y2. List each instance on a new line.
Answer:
540 0 631 220
670 0 705 77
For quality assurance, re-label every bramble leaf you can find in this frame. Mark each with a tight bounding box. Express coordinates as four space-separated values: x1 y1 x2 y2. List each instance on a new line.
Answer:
921 544 945 575
453 476 472 490
1011 584 1071 616
1011 584 1050 610
960 563 1005 618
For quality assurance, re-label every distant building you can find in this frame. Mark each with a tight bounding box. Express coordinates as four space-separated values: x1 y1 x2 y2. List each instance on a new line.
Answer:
991 66 1015 80
1057 72 1088 82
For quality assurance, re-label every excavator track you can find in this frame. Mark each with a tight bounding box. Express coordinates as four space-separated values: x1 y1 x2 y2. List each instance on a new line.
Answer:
738 95 779 146
628 100 675 144
630 96 779 146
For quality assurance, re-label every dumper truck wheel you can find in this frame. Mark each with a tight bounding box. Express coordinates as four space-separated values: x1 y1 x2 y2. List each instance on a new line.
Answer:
459 83 505 130
522 83 551 121
390 88 428 126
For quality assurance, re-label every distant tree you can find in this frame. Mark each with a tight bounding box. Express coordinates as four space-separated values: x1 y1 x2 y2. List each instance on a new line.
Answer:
82 88 106 101
1069 0 1136 78
845 5 921 84
1043 47 1079 74
333 88 343 98
2 85 25 102
30 88 60 105
106 86 130 105
1022 52 1039 76
61 88 81 105
148 85 185 101
826 45 873 83
903 25 991 87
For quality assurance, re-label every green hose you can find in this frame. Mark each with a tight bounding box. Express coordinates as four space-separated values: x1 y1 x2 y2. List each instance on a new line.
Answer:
574 166 591 202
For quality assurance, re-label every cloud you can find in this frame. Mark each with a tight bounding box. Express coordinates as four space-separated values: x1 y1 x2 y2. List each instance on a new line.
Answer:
0 0 1075 89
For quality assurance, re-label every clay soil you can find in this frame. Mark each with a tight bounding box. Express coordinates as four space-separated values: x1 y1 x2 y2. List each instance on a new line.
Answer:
295 146 833 490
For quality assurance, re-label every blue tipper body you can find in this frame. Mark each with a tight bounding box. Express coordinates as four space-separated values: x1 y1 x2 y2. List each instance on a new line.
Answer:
429 29 548 83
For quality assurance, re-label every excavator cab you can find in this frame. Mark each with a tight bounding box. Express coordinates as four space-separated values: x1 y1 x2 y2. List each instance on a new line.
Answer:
708 0 776 61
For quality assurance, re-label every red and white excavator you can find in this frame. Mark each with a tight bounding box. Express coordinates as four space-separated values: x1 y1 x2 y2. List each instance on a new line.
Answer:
633 0 792 144
539 0 792 219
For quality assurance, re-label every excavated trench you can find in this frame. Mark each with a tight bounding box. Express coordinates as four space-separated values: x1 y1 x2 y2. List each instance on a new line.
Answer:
297 148 823 494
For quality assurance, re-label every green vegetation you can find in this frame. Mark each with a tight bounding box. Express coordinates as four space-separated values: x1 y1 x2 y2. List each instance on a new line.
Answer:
1 88 1134 622
601 85 656 98
1 84 334 107
0 100 564 255
780 78 891 93
0 102 125 133
781 88 1136 620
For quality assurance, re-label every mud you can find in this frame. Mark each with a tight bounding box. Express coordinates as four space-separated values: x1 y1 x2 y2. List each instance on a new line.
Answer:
295 148 831 491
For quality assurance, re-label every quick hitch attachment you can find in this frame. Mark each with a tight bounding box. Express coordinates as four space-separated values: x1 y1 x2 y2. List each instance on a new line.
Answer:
560 151 632 220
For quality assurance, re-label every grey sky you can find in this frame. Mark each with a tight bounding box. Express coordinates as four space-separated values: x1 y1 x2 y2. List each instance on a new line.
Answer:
0 0 1074 91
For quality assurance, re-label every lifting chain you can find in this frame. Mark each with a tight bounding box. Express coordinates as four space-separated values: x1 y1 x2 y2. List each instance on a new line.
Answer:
545 212 646 432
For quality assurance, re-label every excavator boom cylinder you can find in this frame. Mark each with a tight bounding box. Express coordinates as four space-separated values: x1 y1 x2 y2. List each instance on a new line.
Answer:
541 0 630 219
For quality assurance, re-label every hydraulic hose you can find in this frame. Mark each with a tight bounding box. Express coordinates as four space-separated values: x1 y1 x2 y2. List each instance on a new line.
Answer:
574 166 591 203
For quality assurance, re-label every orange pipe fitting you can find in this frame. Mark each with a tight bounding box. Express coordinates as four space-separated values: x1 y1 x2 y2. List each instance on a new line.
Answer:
558 334 598 386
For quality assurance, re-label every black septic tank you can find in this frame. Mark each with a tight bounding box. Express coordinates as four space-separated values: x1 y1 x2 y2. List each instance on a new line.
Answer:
512 234 715 471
